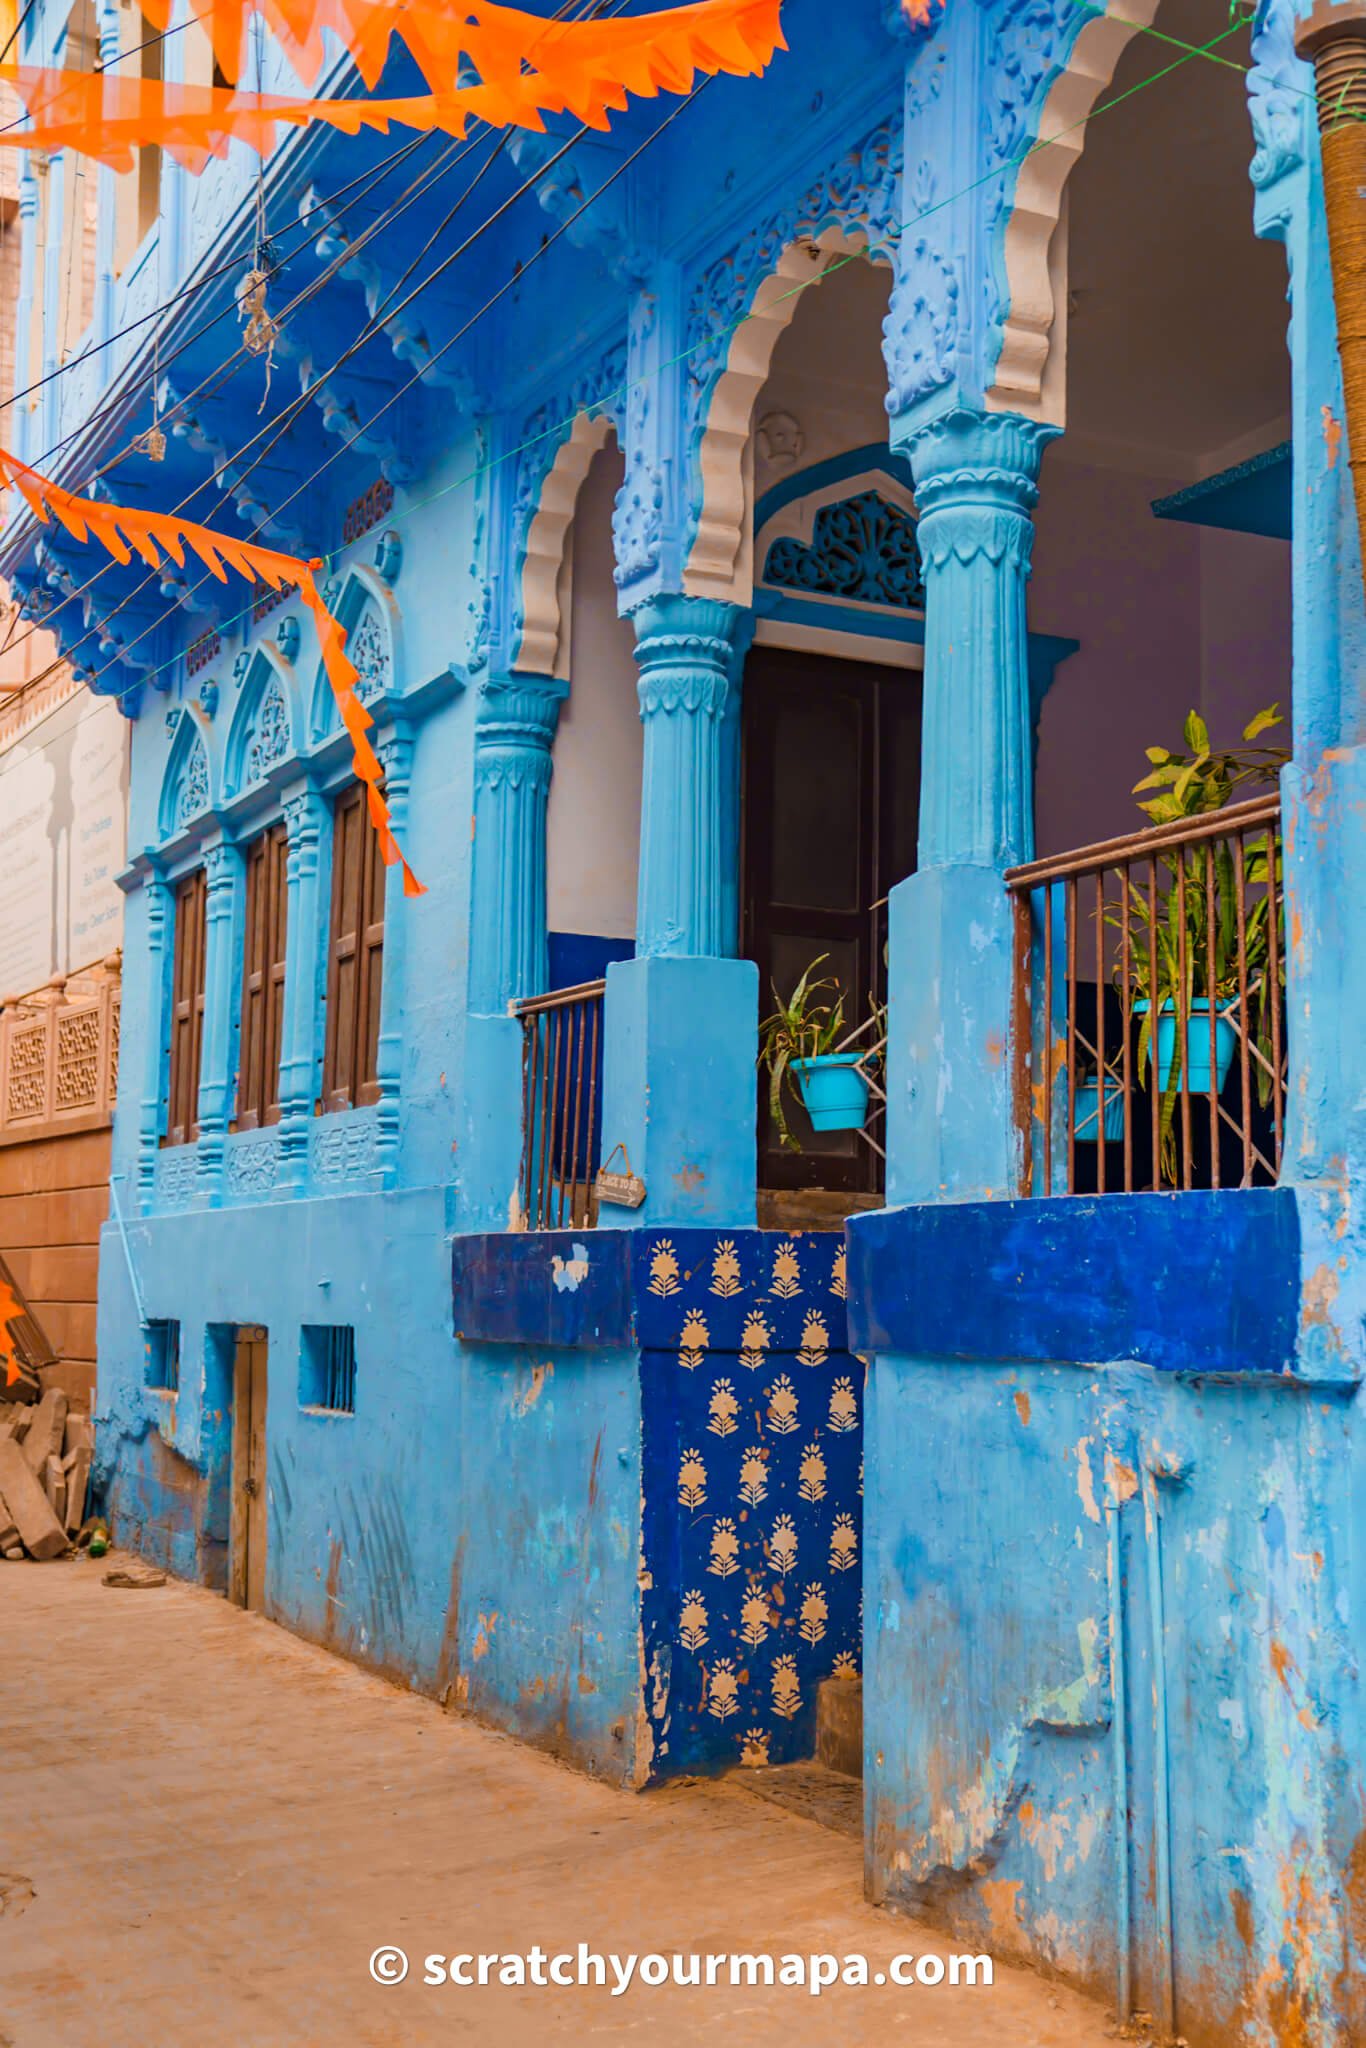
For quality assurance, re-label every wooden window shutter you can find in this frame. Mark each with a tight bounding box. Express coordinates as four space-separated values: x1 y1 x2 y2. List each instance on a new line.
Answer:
166 867 207 1146
322 782 385 1112
237 822 289 1130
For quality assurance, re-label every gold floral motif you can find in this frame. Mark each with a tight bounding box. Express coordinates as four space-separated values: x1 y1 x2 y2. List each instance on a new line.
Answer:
707 1376 740 1438
829 1513 858 1573
649 1241 682 1297
738 1446 769 1506
679 1588 709 1650
678 1447 708 1508
710 1238 742 1297
739 1590 771 1647
831 1245 847 1300
827 1375 859 1433
770 1239 801 1299
740 1726 771 1767
739 1309 771 1371
798 1442 828 1503
832 1650 859 1682
797 1308 829 1367
771 1654 801 1720
768 1513 798 1576
798 1582 829 1645
678 1307 710 1370
708 1658 741 1720
765 1373 799 1436
708 1517 741 1578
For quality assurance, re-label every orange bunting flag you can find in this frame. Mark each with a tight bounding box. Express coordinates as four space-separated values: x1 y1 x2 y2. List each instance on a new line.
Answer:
0 446 424 896
0 0 784 169
131 0 783 93
0 1276 24 1390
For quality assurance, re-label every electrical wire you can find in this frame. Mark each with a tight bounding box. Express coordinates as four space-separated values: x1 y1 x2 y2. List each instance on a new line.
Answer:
1 2 636 688
0 0 621 689
10 4 1255 713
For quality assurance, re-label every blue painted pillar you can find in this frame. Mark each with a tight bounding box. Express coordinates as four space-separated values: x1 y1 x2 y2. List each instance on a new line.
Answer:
195 837 244 1197
136 871 173 1211
278 785 329 1189
598 595 757 1229
1253 19 1366 1376
374 730 412 1183
93 0 119 347
884 408 1055 1204
467 673 566 1015
632 595 746 957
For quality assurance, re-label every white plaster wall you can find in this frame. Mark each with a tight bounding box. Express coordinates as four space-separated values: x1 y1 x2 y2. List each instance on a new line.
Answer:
545 443 642 940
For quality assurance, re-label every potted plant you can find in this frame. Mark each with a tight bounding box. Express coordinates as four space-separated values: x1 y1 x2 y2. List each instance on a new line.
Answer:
1113 704 1287 1164
758 957 876 1145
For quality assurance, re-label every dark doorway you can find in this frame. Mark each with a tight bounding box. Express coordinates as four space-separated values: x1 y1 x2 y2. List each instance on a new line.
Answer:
741 643 923 1196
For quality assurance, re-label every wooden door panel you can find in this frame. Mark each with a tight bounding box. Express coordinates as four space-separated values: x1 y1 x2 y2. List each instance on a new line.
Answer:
742 644 923 1195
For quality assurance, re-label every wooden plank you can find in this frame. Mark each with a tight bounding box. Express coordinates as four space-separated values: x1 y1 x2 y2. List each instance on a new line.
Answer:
0 1440 67 1558
0 1246 55 1386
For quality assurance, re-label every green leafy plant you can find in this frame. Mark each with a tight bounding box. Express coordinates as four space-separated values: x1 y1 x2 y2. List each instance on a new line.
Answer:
1108 704 1288 1174
757 956 849 1150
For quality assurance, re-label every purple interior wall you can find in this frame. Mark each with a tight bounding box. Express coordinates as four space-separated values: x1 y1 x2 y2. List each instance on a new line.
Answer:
1030 455 1291 858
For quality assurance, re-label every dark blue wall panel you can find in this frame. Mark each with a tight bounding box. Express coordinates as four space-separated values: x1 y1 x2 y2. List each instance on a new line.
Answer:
846 1189 1301 1374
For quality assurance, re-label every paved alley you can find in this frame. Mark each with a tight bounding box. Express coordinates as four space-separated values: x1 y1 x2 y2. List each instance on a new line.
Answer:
0 1558 1114 2048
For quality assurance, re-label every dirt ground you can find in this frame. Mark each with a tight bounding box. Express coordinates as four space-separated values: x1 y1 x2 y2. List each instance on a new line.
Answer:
0 1555 1115 2047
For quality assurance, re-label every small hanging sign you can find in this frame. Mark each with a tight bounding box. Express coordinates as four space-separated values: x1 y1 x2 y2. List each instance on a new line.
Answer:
595 1143 646 1210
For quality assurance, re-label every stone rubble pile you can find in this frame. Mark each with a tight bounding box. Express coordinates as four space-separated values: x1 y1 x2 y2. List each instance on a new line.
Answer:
0 1390 93 1559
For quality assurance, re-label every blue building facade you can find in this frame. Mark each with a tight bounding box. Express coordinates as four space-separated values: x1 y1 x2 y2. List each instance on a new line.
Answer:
5 0 1366 2034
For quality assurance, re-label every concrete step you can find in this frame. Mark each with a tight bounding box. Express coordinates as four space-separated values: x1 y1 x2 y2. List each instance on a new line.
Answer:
815 1676 862 1779
737 1760 862 1838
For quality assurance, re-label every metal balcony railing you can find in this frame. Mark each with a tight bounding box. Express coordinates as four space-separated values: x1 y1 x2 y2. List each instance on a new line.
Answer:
1005 797 1286 1195
514 978 606 1231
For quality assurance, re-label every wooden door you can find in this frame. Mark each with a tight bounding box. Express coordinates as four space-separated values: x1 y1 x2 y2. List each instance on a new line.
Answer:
229 1326 269 1611
741 644 923 1194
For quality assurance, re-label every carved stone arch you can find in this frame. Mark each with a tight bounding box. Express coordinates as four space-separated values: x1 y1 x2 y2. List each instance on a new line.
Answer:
513 411 617 678
159 709 212 839
224 641 299 798
986 0 1160 423
685 226 887 606
309 562 403 740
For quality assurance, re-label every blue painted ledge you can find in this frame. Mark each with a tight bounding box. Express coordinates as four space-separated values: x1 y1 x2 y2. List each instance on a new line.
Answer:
453 1228 847 1351
845 1188 1301 1376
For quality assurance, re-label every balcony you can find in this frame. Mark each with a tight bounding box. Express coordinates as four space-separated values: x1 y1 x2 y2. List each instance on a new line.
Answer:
1006 796 1287 1195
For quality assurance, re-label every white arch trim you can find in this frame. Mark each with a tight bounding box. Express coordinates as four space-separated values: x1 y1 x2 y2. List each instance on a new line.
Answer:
987 0 1160 423
685 227 879 607
514 411 616 678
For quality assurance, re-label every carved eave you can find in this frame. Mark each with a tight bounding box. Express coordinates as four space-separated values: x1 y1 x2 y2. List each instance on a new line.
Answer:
506 125 653 288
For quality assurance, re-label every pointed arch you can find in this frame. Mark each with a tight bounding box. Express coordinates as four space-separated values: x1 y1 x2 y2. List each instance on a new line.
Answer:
159 709 212 839
224 641 300 798
685 228 889 606
309 562 403 741
514 411 617 678
986 0 1160 422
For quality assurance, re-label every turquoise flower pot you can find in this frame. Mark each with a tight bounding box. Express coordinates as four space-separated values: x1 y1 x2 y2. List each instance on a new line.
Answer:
1074 1077 1125 1141
1134 999 1238 1094
792 1055 871 1132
